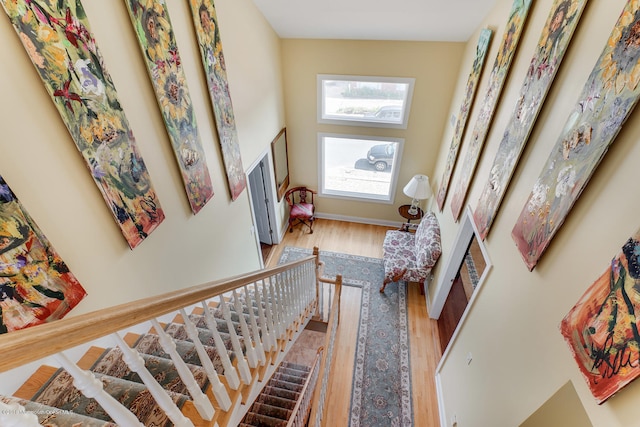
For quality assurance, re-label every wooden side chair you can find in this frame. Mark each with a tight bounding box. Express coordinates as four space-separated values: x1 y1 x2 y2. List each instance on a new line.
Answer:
284 186 317 234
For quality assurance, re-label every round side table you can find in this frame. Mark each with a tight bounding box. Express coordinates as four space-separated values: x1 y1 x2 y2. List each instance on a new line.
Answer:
398 205 423 231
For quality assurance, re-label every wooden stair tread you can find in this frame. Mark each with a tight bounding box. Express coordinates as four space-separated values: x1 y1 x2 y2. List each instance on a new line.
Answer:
77 345 108 370
13 365 58 400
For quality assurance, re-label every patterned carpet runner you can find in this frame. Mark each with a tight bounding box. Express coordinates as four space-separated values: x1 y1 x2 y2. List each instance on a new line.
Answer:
279 246 414 427
240 361 311 427
31 369 188 426
0 395 117 426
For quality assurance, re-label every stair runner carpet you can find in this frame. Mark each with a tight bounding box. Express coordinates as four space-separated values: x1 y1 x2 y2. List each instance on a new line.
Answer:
30 369 188 426
240 361 312 427
1 395 117 426
3 300 259 425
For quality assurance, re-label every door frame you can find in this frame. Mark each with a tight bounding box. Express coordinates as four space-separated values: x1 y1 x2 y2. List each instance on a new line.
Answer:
428 206 491 319
246 148 282 267
433 206 492 427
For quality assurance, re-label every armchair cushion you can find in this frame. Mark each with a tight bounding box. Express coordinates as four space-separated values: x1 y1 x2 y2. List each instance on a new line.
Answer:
381 212 441 292
290 202 314 219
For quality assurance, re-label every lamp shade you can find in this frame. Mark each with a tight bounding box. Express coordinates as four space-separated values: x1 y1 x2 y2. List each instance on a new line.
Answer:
403 174 432 200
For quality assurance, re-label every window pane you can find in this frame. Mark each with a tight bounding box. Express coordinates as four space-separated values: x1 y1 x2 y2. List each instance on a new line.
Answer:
319 134 402 202
318 75 414 129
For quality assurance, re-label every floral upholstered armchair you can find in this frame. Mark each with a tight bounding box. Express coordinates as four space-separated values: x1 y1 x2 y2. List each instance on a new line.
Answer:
380 212 442 293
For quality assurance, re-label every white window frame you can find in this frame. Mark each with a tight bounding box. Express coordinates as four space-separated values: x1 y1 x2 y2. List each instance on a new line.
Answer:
318 132 403 203
317 74 415 129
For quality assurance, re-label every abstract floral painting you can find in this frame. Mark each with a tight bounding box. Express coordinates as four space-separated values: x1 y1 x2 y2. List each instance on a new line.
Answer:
560 229 640 404
125 0 214 214
436 28 493 212
0 175 87 334
1 0 165 249
188 0 246 201
513 1 640 271
449 0 533 221
473 0 588 240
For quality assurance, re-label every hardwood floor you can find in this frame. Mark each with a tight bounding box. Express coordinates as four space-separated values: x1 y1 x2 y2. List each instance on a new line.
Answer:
266 218 443 426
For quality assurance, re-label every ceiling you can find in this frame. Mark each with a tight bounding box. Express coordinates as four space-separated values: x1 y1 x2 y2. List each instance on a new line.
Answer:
250 0 499 42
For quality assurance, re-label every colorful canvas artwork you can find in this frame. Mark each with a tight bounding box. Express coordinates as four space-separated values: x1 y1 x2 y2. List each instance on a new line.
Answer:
449 0 533 222
474 0 589 240
125 0 214 214
512 1 640 271
0 175 87 334
1 0 165 249
560 229 640 404
188 0 246 201
436 28 493 212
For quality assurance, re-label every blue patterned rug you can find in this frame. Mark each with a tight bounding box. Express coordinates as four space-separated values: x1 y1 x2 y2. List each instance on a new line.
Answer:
279 247 413 426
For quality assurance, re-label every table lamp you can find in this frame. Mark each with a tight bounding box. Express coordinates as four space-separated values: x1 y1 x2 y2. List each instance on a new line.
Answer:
403 174 432 216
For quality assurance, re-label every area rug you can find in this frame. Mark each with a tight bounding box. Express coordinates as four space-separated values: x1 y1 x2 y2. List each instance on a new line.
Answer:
279 247 413 426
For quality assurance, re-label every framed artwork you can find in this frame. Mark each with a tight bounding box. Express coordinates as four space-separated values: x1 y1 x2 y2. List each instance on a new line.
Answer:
449 0 533 222
560 229 640 404
512 1 640 271
125 0 214 214
271 128 290 202
474 0 589 240
187 0 247 201
1 0 165 249
0 175 87 334
436 28 493 211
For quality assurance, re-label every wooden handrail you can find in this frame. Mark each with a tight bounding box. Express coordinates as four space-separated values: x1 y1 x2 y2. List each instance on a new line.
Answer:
286 347 324 427
0 255 316 373
308 276 342 426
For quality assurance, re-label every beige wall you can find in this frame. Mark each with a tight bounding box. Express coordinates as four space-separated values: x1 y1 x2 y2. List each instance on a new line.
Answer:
281 39 465 222
433 0 640 426
0 0 283 315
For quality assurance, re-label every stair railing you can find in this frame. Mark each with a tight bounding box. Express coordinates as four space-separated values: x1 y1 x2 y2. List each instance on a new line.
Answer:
287 347 323 427
308 274 343 427
0 253 319 426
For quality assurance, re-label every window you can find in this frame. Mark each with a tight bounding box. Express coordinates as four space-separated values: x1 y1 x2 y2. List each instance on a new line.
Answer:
318 75 415 129
318 133 403 203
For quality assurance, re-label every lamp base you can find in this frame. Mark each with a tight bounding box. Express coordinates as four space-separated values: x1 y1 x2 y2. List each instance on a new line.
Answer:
407 199 419 216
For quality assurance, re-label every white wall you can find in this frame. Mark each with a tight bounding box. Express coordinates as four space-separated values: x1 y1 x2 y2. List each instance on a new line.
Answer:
432 0 640 426
0 0 284 316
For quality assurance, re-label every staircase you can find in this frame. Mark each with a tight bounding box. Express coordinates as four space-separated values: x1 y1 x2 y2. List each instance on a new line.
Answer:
240 360 317 427
0 247 341 427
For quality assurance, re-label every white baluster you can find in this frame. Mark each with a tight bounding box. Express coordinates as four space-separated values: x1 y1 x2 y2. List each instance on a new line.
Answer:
111 333 195 426
284 269 295 327
0 400 40 426
263 279 279 350
243 284 266 365
219 295 253 384
200 301 241 390
178 309 232 411
306 262 315 312
255 280 274 351
231 289 258 368
54 352 144 427
149 319 215 421
270 274 285 339
292 267 302 319
278 273 289 336
267 275 282 340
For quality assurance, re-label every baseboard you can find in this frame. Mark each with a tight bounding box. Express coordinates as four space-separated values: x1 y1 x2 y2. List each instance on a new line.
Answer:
314 212 402 228
435 372 448 427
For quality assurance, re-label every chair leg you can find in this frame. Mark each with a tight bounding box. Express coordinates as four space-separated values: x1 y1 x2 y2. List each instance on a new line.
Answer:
380 278 392 293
